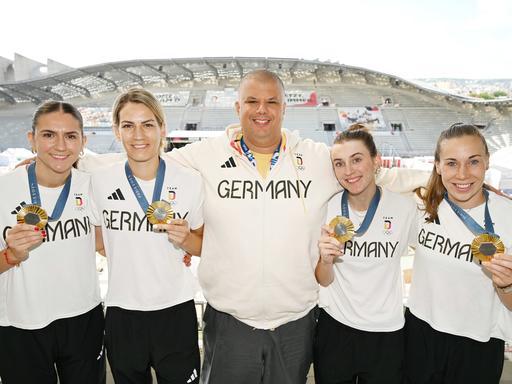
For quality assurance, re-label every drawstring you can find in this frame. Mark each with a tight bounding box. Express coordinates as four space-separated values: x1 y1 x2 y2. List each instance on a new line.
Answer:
288 150 308 214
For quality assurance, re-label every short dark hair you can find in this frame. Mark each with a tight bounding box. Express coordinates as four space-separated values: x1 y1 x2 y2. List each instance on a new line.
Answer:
239 69 285 97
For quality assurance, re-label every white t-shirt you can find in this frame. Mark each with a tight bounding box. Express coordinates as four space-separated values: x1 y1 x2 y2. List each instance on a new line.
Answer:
407 193 512 342
0 167 101 329
319 188 417 332
90 160 204 311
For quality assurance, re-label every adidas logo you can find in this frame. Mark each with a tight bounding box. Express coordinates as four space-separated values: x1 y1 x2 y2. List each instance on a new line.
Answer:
107 188 125 200
221 157 236 168
187 368 198 383
11 201 27 214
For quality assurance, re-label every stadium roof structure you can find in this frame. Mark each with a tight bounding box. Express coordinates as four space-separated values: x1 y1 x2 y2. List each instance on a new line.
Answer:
0 57 511 112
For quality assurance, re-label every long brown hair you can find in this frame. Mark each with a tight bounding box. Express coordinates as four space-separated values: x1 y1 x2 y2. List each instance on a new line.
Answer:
416 123 489 222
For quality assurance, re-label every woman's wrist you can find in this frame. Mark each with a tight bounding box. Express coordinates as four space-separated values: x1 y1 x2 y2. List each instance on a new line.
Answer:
3 248 21 267
495 282 512 294
319 256 334 265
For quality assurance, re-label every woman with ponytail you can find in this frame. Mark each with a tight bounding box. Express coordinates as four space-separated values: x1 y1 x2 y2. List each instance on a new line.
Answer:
0 101 104 384
314 124 418 384
405 123 512 384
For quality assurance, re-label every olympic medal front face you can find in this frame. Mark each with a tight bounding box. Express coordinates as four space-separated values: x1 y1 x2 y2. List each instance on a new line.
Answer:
146 200 174 225
471 234 505 262
329 216 355 243
16 204 48 229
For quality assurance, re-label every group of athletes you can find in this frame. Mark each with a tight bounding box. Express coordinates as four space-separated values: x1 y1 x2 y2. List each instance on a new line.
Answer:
0 69 511 384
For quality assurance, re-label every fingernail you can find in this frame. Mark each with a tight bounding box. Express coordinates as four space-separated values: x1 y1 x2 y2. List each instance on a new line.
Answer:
34 227 39 231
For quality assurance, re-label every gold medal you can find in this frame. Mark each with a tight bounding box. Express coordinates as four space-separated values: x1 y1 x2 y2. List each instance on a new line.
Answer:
16 204 48 229
146 200 174 225
329 216 355 243
471 233 505 262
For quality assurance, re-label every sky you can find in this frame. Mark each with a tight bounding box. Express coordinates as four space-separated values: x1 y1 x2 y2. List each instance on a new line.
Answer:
1 0 511 80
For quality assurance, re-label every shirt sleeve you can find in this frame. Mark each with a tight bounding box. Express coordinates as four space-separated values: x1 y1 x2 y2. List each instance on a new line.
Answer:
163 141 204 172
78 153 125 172
88 176 102 227
376 168 430 194
186 174 204 231
408 204 420 248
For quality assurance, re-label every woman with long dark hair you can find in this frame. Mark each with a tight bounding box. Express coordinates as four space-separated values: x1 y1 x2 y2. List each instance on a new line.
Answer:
0 101 104 384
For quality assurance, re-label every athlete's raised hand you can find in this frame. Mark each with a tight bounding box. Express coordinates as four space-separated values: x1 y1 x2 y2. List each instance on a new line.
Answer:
318 225 344 265
5 224 46 263
483 253 512 289
154 221 204 256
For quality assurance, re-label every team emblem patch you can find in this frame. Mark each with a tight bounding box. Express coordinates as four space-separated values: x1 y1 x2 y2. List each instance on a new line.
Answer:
74 193 86 211
294 153 305 170
383 217 393 235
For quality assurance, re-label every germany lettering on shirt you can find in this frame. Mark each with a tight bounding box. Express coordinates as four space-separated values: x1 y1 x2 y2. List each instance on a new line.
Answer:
217 179 312 200
2 216 91 243
102 210 189 232
418 228 473 262
344 240 399 258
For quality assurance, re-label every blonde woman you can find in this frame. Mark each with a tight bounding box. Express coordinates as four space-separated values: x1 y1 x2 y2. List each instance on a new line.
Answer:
90 89 203 384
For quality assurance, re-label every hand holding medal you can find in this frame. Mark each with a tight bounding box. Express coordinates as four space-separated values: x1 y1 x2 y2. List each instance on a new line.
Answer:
319 225 345 264
6 142 73 267
155 219 192 247
444 190 503 263
5 224 47 265
481 253 512 292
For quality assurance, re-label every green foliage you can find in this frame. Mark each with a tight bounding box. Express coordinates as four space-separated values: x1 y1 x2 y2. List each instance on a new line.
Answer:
493 90 508 97
469 91 508 99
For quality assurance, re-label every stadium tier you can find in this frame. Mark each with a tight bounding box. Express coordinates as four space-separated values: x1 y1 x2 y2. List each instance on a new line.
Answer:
0 57 510 156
